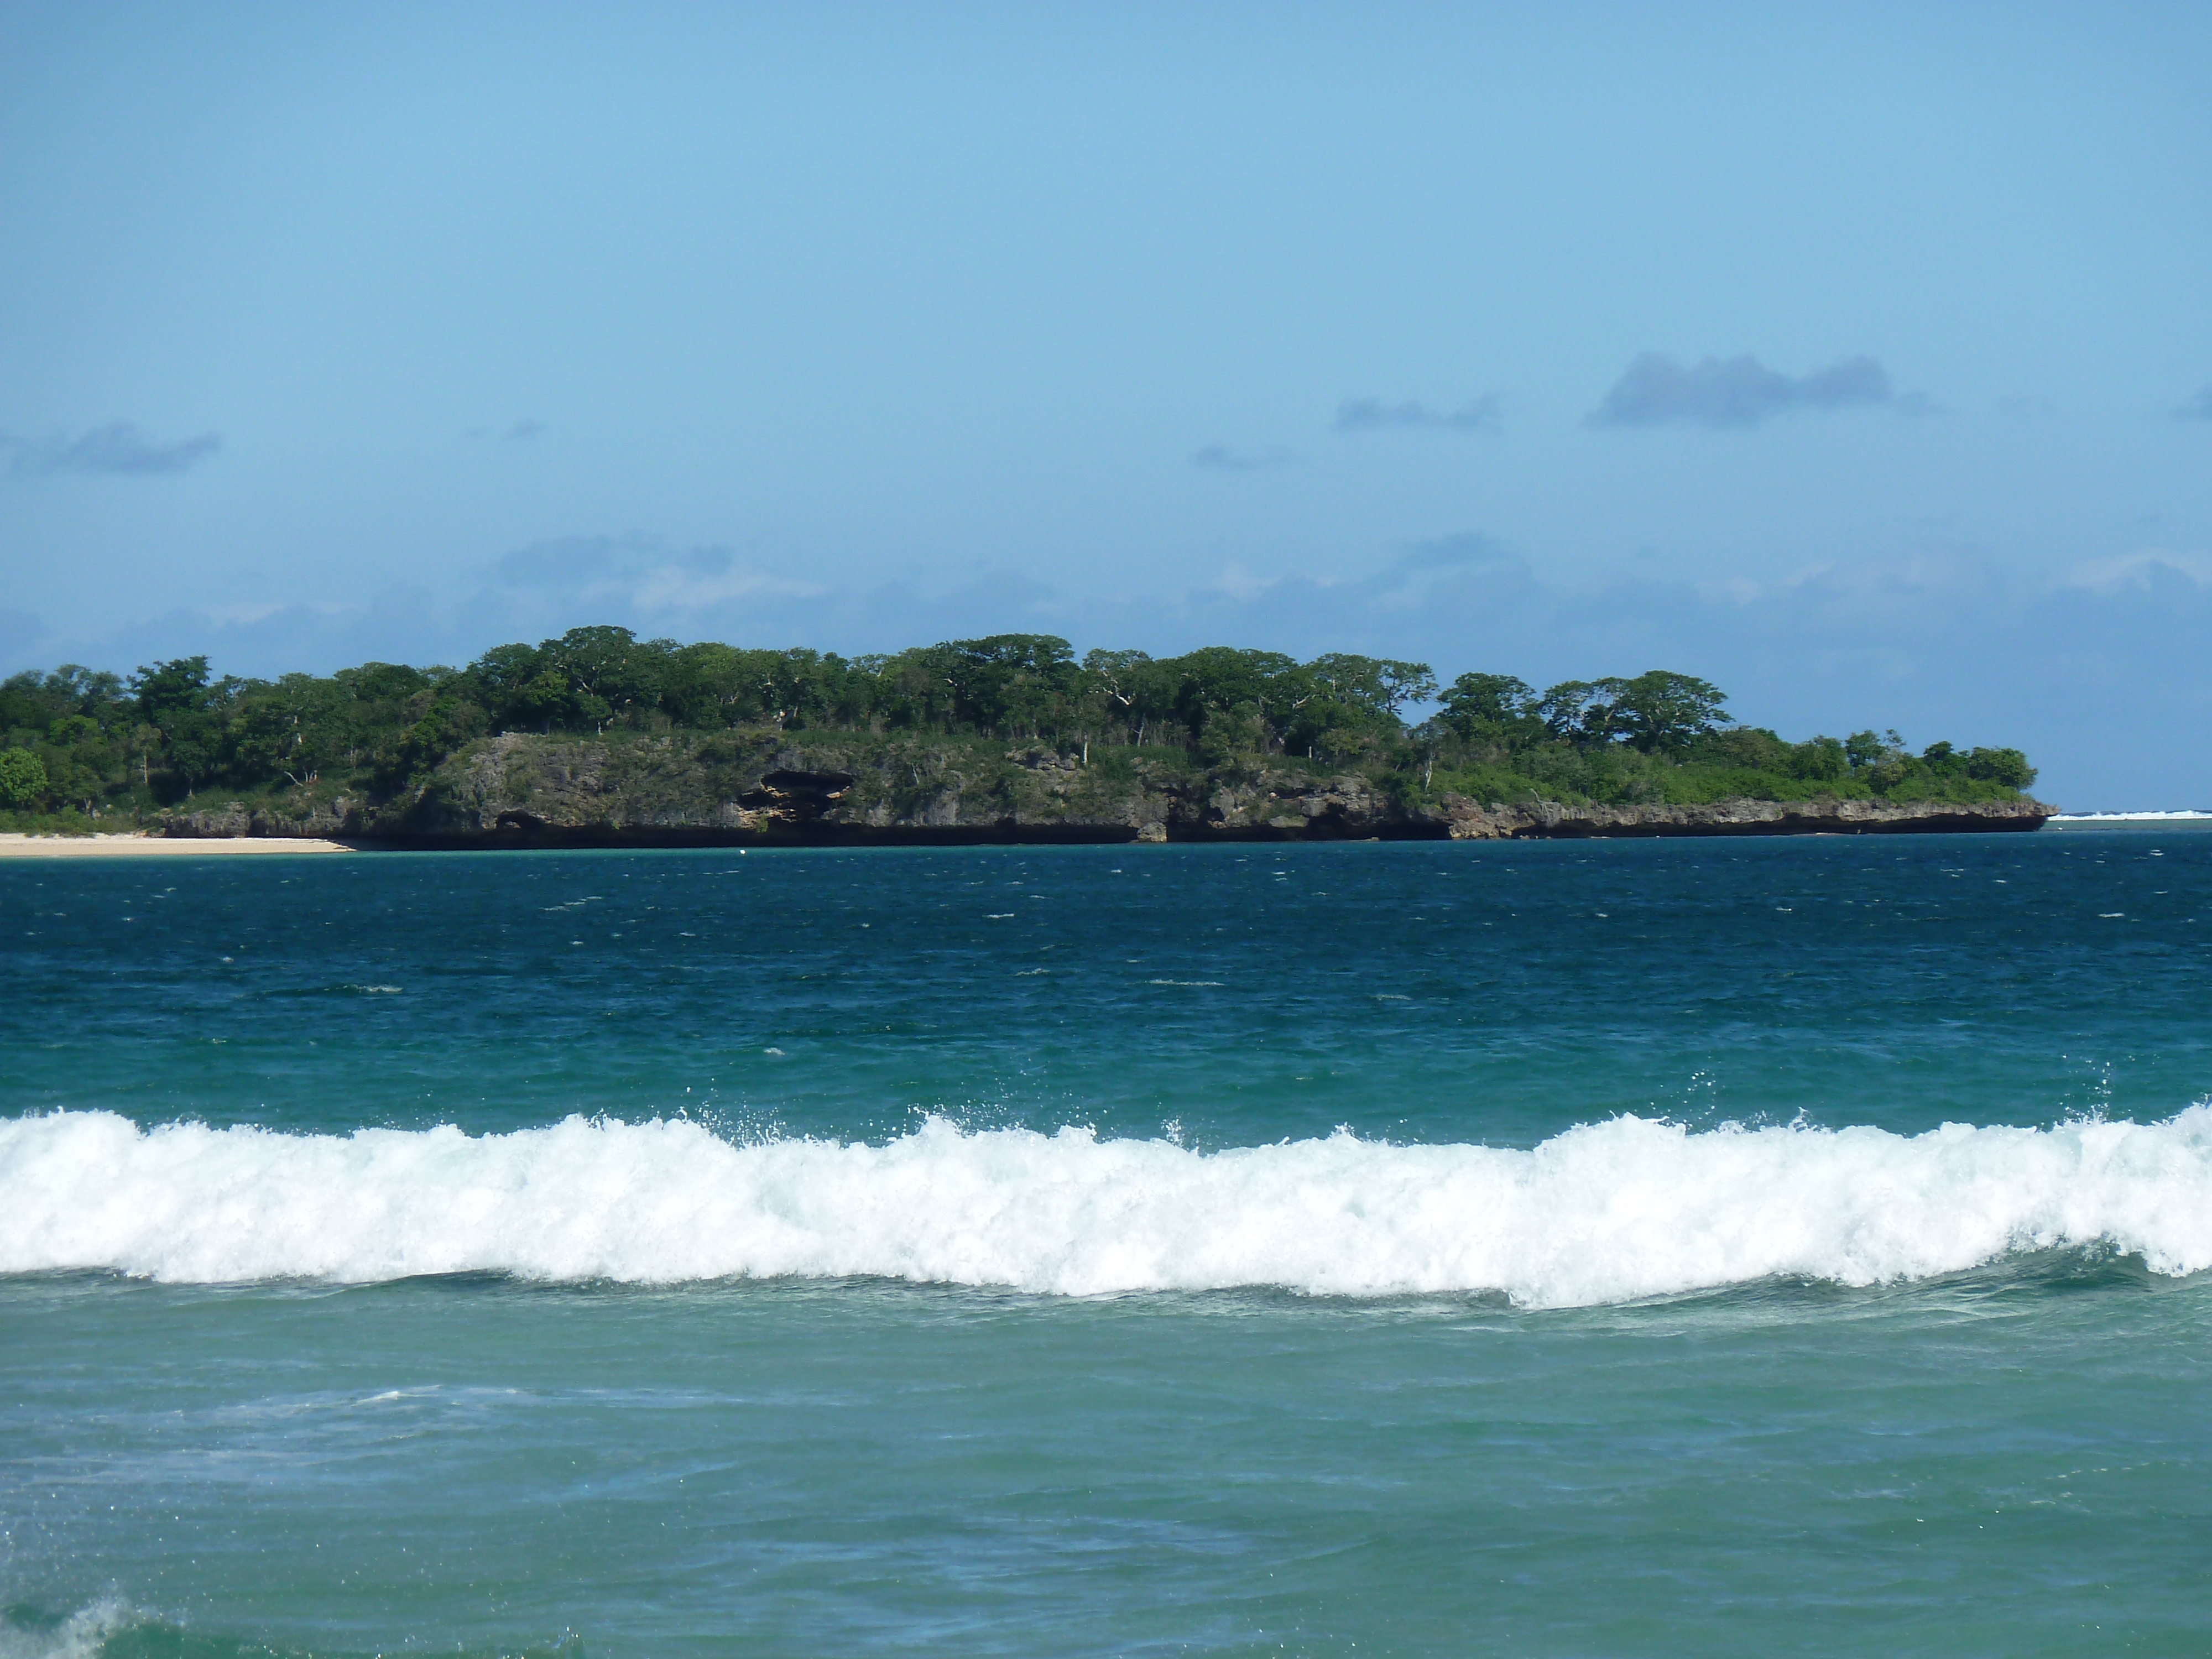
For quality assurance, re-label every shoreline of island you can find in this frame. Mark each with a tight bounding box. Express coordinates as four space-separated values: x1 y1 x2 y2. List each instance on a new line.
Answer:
0 791 2052 854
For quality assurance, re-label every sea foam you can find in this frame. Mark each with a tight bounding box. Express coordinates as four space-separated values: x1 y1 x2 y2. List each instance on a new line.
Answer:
5 1108 2211 1307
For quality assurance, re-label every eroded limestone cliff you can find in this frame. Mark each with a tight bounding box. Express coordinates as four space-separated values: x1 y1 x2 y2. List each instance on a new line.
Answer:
154 731 2056 844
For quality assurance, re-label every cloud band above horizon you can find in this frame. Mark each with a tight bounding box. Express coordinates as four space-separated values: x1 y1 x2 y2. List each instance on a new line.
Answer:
4 422 223 478
1588 353 1900 430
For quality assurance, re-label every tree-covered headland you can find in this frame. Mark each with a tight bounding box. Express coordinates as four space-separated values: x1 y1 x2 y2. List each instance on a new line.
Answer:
0 627 2036 832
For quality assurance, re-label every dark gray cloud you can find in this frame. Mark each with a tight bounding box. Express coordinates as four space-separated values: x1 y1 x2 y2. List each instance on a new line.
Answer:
1334 395 1500 434
1588 353 1896 429
1191 443 1295 471
2175 386 2212 421
5 421 222 477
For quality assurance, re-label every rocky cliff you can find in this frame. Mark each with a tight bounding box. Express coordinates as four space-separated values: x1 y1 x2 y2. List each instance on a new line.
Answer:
154 731 2056 844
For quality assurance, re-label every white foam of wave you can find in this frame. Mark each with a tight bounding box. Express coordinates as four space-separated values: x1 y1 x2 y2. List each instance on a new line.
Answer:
2049 810 2212 821
5 1109 2212 1308
0 1601 138 1659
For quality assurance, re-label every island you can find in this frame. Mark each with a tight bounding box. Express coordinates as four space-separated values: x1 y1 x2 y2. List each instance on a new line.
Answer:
0 628 2053 845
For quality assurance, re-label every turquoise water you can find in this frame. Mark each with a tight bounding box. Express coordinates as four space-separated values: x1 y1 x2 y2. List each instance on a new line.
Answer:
4 830 2211 1655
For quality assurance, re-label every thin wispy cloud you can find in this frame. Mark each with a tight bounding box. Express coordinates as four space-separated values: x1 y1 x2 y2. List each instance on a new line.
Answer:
1389 531 1517 575
490 533 822 617
1191 442 1295 472
1206 562 1280 602
2174 386 2212 422
464 419 549 441
5 421 222 477
1588 353 1900 430
1334 395 1501 434
2057 549 2212 593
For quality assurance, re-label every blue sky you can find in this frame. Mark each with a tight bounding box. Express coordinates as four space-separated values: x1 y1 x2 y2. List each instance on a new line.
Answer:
2 1 2208 805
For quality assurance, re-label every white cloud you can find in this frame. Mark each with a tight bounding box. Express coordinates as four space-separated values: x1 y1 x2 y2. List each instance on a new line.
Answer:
2056 550 2212 593
627 565 824 614
1208 562 1280 602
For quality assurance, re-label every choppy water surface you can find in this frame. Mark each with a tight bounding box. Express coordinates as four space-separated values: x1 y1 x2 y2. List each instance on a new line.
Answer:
4 828 2210 1655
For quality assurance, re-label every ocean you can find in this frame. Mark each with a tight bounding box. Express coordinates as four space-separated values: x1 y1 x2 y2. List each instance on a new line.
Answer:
3 826 2209 1656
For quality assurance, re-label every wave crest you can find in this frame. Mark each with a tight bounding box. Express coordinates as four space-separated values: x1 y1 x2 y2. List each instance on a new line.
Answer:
5 1108 2211 1307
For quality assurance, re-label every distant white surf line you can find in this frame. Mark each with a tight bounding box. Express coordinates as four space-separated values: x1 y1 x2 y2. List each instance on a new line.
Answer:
5 1109 2210 1308
2049 810 2212 822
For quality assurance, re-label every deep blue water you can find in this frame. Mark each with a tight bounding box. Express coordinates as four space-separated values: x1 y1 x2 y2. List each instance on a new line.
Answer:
3 826 2210 1655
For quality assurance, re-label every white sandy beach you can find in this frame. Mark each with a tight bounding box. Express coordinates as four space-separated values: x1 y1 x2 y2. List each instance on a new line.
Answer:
0 833 356 858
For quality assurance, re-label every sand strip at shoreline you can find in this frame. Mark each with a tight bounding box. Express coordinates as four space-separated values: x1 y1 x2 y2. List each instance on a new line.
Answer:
0 833 357 858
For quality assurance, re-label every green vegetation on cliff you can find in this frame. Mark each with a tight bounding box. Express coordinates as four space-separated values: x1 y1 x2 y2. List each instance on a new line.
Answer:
0 627 2036 831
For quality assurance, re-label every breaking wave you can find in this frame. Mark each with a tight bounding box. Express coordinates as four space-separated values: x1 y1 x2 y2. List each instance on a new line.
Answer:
6 1108 2212 1308
0 1601 577 1659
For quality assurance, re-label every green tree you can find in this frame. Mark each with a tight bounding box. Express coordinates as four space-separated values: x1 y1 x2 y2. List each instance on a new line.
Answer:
131 656 235 791
132 656 214 721
231 674 347 786
1696 727 1795 771
825 635 1076 738
1844 730 1891 770
467 643 546 729
1168 648 1305 752
1964 747 2036 787
331 664 434 763
1305 655 1437 720
1609 670 1731 752
536 627 671 730
374 690 489 789
0 671 46 736
1535 679 1626 743
1285 655 1430 759
757 648 838 729
873 645 961 732
1081 649 1173 744
662 641 765 727
1437 672 1536 739
0 747 47 808
1790 736 1850 782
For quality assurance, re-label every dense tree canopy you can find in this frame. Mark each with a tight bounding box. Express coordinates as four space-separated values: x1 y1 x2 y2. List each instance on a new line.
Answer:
0 627 2037 824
